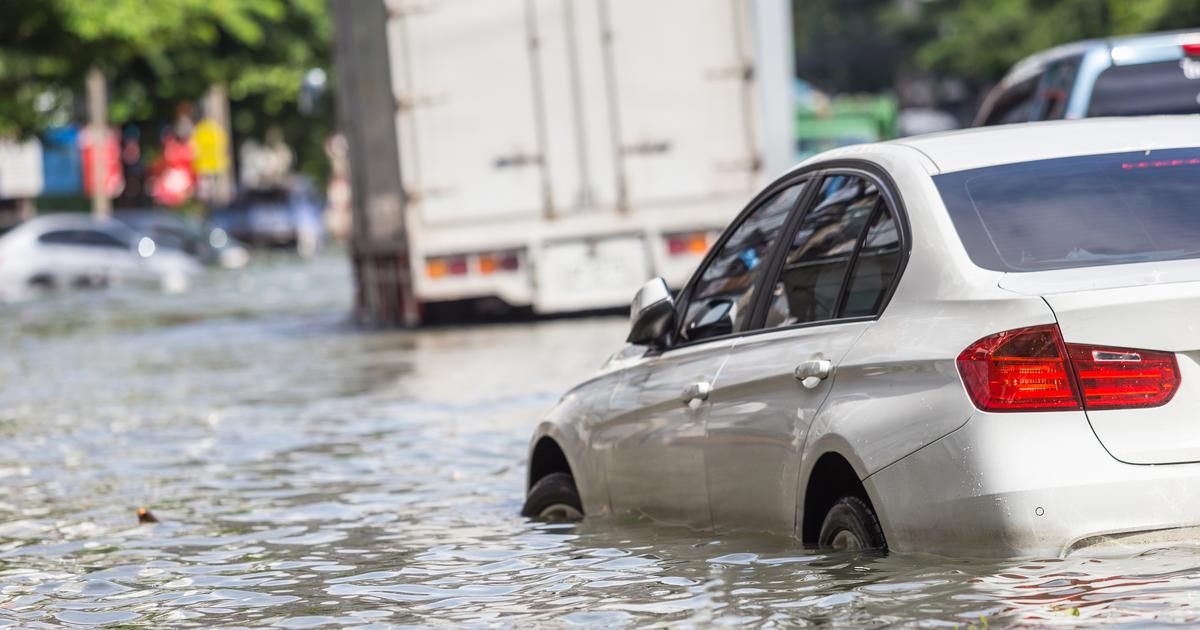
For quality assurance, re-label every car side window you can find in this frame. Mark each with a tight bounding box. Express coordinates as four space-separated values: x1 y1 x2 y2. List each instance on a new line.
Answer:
840 202 901 317
1033 57 1080 121
762 174 879 329
980 74 1042 126
678 182 806 342
77 230 129 249
38 230 77 245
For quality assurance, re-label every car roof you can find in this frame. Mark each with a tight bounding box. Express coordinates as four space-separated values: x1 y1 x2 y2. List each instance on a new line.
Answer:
1002 29 1200 86
828 116 1200 174
9 213 139 240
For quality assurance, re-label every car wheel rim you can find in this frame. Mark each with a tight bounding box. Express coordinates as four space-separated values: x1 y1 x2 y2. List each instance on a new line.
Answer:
537 503 583 522
830 529 863 552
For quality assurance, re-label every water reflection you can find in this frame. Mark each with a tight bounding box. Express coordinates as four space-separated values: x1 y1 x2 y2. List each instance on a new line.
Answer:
2 255 1200 626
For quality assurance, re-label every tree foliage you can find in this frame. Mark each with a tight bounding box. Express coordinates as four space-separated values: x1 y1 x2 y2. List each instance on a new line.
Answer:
0 0 332 180
891 0 1200 82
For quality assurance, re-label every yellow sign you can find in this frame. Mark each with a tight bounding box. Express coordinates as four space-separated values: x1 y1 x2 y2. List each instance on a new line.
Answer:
191 118 229 176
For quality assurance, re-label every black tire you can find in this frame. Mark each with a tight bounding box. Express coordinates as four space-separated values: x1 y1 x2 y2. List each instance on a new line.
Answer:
521 472 584 522
818 496 886 552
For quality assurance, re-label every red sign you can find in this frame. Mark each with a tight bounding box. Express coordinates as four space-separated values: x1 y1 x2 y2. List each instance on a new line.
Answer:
79 127 124 198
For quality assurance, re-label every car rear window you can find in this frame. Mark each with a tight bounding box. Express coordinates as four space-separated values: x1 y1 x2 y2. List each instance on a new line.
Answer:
1088 60 1200 117
935 148 1200 272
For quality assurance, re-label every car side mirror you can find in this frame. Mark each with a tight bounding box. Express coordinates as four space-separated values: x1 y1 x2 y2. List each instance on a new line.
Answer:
627 277 676 347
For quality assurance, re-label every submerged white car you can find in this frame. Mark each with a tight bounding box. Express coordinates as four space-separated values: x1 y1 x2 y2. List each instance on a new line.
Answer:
522 117 1200 557
0 214 200 300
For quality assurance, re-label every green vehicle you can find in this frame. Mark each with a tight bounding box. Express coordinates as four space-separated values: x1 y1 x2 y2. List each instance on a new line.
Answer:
795 87 898 160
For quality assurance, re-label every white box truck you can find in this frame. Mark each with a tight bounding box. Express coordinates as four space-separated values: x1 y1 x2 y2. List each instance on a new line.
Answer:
380 0 794 317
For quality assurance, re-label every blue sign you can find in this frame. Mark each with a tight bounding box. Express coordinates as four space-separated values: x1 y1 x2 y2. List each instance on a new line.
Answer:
42 126 82 196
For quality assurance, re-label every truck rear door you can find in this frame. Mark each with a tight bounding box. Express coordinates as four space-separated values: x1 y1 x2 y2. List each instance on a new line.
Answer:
388 0 546 226
603 0 760 208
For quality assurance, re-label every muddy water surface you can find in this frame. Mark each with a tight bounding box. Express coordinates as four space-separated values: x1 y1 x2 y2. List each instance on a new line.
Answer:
3 255 1200 627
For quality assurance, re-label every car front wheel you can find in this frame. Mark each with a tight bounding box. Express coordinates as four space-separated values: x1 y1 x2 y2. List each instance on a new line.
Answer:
818 496 886 552
521 472 583 522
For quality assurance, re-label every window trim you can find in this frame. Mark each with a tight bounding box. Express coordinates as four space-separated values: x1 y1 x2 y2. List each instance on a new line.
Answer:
830 196 885 318
975 72 1044 127
1030 55 1082 122
662 160 911 352
739 162 911 338
665 172 819 352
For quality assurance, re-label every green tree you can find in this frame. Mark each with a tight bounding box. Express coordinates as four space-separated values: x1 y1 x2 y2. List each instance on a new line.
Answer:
0 0 332 182
894 0 1200 82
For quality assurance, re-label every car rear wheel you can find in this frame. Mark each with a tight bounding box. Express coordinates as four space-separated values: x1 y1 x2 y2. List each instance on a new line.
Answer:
521 472 583 522
818 496 886 552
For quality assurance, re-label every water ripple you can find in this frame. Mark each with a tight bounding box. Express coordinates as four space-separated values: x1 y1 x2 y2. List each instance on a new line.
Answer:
4 256 1200 626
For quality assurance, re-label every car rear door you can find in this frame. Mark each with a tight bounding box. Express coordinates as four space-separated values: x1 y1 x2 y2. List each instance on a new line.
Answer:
596 178 808 528
704 171 906 534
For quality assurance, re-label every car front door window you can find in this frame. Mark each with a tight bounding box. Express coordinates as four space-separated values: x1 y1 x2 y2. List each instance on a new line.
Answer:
679 182 806 342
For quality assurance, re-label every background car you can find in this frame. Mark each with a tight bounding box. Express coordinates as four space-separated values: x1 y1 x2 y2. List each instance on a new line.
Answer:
976 29 1200 125
116 209 250 269
210 178 323 256
0 213 201 300
522 117 1200 558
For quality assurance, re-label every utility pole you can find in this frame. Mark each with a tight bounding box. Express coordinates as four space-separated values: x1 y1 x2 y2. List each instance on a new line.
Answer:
86 67 111 219
330 0 418 326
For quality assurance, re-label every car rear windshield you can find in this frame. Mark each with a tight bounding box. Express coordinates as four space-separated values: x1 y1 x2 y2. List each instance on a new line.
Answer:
935 148 1200 272
1088 60 1200 117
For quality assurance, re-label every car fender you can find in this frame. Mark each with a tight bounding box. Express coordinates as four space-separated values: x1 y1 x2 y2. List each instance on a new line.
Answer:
794 432 878 535
526 384 614 518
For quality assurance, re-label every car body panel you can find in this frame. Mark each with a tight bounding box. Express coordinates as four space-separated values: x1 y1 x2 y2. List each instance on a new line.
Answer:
998 257 1200 296
895 117 1200 174
1037 280 1200 465
529 371 623 518
868 409 1200 557
595 338 734 529
706 320 869 535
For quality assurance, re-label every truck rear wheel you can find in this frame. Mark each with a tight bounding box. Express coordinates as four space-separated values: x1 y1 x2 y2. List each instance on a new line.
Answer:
818 496 886 552
521 472 583 522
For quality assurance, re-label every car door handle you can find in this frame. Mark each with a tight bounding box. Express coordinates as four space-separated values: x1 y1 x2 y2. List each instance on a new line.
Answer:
794 359 832 389
681 381 712 404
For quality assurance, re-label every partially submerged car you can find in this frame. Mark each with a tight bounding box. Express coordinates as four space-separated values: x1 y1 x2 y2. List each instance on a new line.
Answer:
523 117 1200 558
210 181 323 256
0 214 200 300
116 210 250 269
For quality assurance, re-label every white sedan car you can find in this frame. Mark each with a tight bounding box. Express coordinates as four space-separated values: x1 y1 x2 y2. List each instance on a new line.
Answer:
0 214 201 300
522 117 1200 557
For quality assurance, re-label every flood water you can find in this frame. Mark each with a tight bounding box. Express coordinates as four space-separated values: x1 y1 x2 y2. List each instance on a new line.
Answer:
4 254 1200 627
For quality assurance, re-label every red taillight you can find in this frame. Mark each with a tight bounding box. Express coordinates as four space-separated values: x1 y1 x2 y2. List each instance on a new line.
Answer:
957 324 1181 412
1183 42 1200 58
665 232 709 256
1067 344 1179 409
957 325 1080 412
426 256 469 279
478 250 520 275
